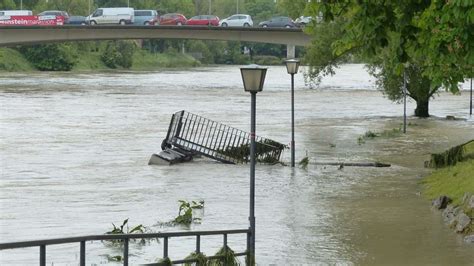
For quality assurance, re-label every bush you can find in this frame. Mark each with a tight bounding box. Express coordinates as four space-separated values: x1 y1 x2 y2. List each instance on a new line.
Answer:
101 40 136 69
20 43 78 71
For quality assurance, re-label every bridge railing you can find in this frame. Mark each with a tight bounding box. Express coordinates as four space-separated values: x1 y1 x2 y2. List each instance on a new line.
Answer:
0 228 250 265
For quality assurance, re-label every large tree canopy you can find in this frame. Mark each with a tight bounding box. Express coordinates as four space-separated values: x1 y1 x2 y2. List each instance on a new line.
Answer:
305 1 473 117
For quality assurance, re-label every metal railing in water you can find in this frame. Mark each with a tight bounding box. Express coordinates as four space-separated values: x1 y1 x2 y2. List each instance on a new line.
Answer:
163 110 286 164
0 228 250 265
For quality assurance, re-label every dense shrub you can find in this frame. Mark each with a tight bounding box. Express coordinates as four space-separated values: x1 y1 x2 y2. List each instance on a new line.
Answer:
101 40 136 69
20 43 78 71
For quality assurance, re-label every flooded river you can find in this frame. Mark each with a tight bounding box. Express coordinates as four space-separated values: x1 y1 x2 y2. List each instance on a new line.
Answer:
1 65 473 265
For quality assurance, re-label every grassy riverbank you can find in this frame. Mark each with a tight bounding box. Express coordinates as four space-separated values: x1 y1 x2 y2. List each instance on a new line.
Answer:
0 48 35 71
0 47 200 72
422 141 474 234
423 140 474 204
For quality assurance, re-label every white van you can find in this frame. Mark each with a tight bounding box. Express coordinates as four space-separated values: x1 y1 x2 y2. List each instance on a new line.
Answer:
86 8 134 25
0 10 33 16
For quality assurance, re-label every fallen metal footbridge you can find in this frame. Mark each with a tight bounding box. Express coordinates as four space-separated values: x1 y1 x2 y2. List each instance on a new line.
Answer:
151 110 286 165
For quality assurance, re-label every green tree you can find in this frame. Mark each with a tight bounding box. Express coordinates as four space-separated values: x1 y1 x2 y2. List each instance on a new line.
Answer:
277 0 308 19
158 0 194 16
20 43 78 71
305 1 473 117
0 0 16 9
101 40 136 69
244 0 277 23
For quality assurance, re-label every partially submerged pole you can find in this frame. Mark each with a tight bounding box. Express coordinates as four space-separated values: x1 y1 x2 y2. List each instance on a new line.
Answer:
470 78 472 116
403 70 407 133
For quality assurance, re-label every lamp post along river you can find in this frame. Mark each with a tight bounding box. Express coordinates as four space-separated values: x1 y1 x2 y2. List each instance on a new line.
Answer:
240 65 267 260
285 59 300 167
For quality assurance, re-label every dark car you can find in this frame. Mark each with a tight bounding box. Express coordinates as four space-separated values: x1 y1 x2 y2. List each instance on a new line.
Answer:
159 13 187 26
67 16 87 25
38 10 70 24
258 16 296 28
186 15 219 26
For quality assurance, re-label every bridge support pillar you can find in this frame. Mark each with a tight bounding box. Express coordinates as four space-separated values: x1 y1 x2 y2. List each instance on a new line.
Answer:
286 44 295 59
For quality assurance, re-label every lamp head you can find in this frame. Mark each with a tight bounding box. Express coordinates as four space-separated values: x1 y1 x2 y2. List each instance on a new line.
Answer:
285 59 300 74
240 64 267 93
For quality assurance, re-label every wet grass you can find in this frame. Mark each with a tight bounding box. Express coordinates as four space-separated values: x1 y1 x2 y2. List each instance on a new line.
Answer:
421 160 474 205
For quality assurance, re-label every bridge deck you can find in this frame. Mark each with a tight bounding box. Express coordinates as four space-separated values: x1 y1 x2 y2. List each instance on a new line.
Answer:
0 25 311 47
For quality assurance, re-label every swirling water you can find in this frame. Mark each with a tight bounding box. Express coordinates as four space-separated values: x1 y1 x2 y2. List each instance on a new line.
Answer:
1 65 473 265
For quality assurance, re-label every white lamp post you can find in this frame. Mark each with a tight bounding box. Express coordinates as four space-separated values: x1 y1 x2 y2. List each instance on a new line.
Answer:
285 59 300 167
240 65 267 261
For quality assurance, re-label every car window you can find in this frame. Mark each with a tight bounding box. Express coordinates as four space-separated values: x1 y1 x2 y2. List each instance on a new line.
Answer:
190 16 199 20
135 11 151 16
0 12 4 16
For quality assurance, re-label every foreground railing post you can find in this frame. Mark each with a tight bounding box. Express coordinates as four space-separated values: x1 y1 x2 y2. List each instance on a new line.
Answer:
246 230 251 265
196 235 201 253
163 236 169 258
40 245 46 266
123 238 129 266
80 241 86 266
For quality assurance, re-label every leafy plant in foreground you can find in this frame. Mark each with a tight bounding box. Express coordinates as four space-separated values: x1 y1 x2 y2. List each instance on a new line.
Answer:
173 200 204 225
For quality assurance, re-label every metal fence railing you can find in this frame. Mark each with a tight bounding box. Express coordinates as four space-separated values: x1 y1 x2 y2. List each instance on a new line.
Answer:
163 110 286 164
0 229 250 266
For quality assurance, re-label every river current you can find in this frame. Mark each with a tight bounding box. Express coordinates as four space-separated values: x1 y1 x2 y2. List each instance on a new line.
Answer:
1 64 473 265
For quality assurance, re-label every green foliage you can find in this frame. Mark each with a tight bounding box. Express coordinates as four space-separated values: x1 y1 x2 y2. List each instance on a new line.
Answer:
252 55 282 65
208 246 240 266
101 41 136 69
105 255 123 262
104 218 146 246
422 160 474 206
357 128 402 145
0 48 35 71
299 156 309 170
184 252 207 266
428 140 474 168
306 1 472 117
277 0 309 19
20 43 78 71
0 0 16 9
157 257 173 266
173 200 204 225
219 139 286 164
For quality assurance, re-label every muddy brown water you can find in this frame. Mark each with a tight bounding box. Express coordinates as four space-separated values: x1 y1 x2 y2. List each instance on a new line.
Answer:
1 65 473 264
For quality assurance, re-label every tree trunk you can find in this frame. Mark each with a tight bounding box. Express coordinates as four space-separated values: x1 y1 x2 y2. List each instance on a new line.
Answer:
414 97 430 117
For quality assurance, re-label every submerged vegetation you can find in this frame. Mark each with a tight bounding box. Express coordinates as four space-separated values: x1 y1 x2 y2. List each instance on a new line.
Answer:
219 139 286 164
427 140 474 168
173 200 205 225
357 128 402 145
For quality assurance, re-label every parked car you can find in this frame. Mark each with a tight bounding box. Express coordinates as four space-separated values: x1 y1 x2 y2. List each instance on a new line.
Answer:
134 10 158 25
0 10 33 16
66 16 87 25
159 13 187 26
86 7 134 25
186 15 219 26
219 14 253 27
38 10 69 23
294 16 312 27
258 16 296 28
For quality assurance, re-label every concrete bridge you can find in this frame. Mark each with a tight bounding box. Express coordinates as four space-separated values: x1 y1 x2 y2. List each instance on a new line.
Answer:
0 25 311 57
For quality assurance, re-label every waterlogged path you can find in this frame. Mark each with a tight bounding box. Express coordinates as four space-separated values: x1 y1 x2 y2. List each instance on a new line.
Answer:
1 65 473 264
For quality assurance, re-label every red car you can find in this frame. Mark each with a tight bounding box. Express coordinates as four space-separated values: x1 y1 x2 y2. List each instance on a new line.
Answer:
159 13 187 26
186 15 219 26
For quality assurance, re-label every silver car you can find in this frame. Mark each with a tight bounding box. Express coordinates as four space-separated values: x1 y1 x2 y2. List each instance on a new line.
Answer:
219 14 253 27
